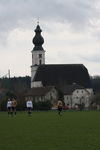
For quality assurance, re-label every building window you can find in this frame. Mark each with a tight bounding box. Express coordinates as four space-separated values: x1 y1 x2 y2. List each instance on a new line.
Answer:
39 54 42 58
39 60 42 65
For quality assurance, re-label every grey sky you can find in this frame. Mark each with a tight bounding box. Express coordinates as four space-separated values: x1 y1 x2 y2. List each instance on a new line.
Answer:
0 0 100 77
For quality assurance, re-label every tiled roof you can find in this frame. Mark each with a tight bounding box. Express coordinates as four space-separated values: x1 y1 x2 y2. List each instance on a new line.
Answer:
33 64 91 88
25 86 55 96
62 84 85 94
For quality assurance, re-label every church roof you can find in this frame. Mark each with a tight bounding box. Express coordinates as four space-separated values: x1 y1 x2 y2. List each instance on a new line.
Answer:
33 64 92 88
25 86 55 96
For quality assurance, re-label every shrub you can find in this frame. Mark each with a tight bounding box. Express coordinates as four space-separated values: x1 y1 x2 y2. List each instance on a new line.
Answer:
33 100 52 110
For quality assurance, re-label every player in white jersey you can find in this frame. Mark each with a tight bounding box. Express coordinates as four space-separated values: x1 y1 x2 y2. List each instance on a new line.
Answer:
26 99 33 115
7 99 12 115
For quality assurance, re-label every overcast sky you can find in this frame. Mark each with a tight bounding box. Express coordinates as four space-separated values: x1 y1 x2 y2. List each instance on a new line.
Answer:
0 0 100 77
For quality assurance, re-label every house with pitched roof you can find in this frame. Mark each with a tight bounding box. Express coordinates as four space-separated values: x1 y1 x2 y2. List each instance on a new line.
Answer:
25 86 58 105
63 83 93 109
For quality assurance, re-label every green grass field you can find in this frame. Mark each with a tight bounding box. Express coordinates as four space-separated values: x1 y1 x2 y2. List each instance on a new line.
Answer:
0 111 100 150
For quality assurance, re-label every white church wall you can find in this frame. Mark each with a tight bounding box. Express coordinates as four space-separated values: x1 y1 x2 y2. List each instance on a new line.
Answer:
31 65 38 83
32 50 45 66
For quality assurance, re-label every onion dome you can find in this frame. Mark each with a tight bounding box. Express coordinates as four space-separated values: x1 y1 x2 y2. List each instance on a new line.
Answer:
32 25 44 51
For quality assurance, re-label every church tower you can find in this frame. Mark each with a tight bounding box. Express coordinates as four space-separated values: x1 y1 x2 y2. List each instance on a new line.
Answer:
31 24 45 88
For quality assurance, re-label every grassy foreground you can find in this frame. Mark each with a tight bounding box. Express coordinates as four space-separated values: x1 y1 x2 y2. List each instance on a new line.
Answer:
0 111 100 150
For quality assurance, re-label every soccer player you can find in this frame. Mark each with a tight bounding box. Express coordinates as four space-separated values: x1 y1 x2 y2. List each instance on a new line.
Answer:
26 99 33 115
57 100 63 116
7 98 12 115
12 98 17 115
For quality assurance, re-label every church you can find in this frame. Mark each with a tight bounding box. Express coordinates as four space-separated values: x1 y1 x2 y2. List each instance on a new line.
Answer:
28 23 93 108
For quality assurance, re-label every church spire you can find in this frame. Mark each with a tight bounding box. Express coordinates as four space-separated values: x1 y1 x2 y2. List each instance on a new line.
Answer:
32 23 44 51
37 18 39 25
31 23 45 88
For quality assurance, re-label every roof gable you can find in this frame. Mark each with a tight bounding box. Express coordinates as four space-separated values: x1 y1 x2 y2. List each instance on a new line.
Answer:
25 86 55 96
63 84 85 95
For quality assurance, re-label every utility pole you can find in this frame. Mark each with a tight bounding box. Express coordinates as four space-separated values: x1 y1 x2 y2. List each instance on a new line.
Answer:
8 69 10 78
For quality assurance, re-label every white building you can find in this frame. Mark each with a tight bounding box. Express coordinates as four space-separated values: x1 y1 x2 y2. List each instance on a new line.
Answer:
64 84 93 109
25 86 58 105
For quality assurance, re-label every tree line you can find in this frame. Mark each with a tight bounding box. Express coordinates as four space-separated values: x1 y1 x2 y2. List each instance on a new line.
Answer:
0 76 52 110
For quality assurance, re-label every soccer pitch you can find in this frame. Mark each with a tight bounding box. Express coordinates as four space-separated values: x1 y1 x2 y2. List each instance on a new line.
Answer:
0 111 100 150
